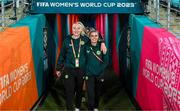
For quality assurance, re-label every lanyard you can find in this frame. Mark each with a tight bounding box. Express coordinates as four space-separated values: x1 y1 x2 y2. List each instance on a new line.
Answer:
90 47 103 63
71 38 81 59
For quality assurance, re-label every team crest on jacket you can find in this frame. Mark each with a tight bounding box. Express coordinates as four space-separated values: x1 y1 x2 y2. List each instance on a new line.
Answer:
96 50 101 55
86 50 90 53
80 41 85 45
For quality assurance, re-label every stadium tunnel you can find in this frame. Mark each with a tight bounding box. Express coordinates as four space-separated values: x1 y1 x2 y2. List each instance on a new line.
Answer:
0 0 180 110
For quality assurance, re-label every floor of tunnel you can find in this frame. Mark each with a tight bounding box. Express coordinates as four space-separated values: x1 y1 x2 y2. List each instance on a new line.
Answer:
37 67 135 110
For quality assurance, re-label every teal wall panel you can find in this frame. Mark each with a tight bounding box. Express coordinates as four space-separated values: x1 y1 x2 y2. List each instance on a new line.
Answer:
11 14 46 97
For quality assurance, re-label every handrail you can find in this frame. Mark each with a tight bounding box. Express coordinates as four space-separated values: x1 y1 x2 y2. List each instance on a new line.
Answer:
0 2 13 9
147 0 180 37
0 0 27 31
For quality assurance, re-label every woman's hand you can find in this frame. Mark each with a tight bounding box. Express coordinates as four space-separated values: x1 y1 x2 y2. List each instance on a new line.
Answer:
100 43 107 54
56 71 61 78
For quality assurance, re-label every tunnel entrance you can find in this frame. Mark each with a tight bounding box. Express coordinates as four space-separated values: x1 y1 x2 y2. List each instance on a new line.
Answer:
46 14 130 76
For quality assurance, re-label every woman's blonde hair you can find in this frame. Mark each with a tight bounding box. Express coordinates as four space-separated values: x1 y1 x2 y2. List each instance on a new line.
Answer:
72 21 85 36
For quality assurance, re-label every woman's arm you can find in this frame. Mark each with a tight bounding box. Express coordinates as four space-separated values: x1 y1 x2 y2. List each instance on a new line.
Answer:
56 38 67 71
99 33 107 54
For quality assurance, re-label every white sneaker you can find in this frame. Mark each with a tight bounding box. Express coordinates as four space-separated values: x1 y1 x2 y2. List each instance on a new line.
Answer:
94 108 98 111
75 108 80 111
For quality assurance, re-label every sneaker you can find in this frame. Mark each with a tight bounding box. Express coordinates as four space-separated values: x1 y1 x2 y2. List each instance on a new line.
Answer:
94 108 98 111
75 108 80 111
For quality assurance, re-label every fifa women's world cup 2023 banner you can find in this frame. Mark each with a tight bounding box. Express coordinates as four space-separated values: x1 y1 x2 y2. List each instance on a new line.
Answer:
0 27 38 110
136 27 180 110
31 0 143 13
